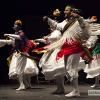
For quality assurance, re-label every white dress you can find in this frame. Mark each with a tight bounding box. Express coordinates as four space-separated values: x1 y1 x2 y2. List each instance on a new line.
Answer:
83 35 100 78
82 21 100 78
9 52 39 79
38 30 65 80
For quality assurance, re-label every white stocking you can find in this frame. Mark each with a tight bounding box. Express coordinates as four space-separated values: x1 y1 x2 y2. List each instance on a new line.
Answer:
95 75 100 85
23 75 29 88
71 78 79 92
55 76 60 91
16 74 25 90
55 75 65 91
65 78 80 97
26 74 31 87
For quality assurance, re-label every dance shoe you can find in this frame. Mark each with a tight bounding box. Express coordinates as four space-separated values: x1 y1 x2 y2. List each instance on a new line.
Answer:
91 84 100 88
65 91 80 97
52 90 65 94
16 86 25 91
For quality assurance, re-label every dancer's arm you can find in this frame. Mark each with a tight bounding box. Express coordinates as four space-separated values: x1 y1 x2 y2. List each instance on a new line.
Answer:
83 36 98 48
35 38 47 44
47 30 61 41
4 34 22 40
43 16 58 28
0 39 15 47
91 30 100 35
77 16 87 28
43 16 64 31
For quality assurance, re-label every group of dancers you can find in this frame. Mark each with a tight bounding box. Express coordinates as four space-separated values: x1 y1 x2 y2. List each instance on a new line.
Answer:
0 5 100 98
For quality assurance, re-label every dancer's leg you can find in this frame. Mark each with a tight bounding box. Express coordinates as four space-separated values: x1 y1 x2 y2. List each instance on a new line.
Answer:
25 74 31 88
23 74 30 88
52 75 65 94
16 53 27 91
64 54 80 97
65 78 80 97
16 73 25 91
91 75 100 88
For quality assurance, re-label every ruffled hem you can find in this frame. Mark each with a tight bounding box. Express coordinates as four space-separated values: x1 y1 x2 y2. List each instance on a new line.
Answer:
43 67 65 80
84 67 100 78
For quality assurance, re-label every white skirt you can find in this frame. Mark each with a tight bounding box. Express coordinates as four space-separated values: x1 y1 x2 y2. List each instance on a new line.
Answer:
84 56 100 78
39 49 65 80
9 52 39 79
39 49 85 80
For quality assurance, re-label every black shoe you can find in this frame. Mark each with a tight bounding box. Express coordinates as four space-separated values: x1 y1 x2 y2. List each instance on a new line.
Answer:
52 90 65 94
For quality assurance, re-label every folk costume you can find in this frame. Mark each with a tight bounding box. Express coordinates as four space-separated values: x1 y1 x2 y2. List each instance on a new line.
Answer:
4 20 39 90
43 6 90 97
84 16 100 88
35 9 65 94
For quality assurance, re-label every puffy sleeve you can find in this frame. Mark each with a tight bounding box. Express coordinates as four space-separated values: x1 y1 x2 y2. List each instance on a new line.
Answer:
85 36 98 48
47 18 65 31
78 16 91 39
0 39 15 47
8 34 22 40
47 30 61 42
78 16 87 28
90 30 100 35
35 39 47 44
8 31 25 40
48 18 58 28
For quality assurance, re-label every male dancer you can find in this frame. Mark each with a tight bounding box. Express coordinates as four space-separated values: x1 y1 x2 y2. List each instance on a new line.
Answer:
43 5 90 97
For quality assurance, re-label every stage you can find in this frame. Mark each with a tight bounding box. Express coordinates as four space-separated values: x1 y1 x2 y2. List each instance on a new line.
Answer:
0 84 100 100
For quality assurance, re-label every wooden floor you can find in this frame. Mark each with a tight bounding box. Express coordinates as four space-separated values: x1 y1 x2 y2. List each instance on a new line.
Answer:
0 83 100 100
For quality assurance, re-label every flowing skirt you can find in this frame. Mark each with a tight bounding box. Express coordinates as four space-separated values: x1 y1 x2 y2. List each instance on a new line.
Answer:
84 55 100 78
39 49 85 80
9 52 39 79
39 49 65 80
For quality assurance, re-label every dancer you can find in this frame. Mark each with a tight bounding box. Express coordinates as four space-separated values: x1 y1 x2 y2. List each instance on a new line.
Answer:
83 16 100 88
35 25 65 94
4 20 39 90
35 9 65 94
43 5 90 97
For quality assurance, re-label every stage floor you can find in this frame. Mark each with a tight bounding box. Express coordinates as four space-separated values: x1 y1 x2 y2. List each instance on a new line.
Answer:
0 84 100 100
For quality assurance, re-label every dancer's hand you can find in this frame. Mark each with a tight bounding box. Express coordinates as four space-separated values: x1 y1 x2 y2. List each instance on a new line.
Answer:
4 34 9 37
43 36 48 40
71 12 79 18
34 39 39 42
43 16 48 21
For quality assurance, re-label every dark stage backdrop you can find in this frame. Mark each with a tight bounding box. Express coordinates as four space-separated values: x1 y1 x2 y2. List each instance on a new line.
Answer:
0 0 100 84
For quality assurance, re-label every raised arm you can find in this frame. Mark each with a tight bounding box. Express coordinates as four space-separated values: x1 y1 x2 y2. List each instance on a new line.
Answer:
43 16 65 31
77 16 87 28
